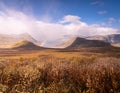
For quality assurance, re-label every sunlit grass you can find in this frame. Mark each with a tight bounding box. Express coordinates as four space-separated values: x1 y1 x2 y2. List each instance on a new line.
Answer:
0 54 120 93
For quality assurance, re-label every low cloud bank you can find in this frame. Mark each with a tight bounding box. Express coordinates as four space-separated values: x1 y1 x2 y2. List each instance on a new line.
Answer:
0 10 119 42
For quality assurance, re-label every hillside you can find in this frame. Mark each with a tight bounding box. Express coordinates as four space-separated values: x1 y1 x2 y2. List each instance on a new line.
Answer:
0 33 36 48
65 37 111 49
12 40 44 50
86 34 120 44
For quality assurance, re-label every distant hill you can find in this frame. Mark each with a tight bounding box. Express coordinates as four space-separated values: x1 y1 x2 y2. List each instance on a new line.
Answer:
0 33 36 48
86 34 120 44
65 37 111 49
12 40 44 50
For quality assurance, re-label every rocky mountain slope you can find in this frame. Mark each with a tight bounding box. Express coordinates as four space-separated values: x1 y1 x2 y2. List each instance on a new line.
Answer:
86 34 120 44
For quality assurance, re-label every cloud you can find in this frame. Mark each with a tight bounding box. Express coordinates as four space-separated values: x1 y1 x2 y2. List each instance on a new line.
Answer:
0 10 34 35
98 10 107 15
90 1 105 6
60 15 81 24
108 17 116 26
100 17 120 27
0 7 119 43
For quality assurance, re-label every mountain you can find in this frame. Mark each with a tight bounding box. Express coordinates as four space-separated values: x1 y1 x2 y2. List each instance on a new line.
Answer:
12 40 44 50
86 34 120 44
65 37 111 49
0 33 36 48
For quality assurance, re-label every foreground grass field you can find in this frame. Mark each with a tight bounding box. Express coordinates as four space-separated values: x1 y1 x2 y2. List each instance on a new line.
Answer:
0 48 120 93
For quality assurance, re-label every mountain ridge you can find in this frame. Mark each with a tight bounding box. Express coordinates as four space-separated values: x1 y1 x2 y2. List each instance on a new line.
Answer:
65 37 111 49
86 34 120 44
12 40 44 50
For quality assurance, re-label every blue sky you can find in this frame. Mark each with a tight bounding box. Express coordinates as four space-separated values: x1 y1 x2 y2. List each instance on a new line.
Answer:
0 0 119 41
0 0 120 27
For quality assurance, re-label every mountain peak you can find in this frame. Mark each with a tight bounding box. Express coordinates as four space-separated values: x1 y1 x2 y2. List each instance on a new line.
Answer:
12 40 43 50
0 33 36 48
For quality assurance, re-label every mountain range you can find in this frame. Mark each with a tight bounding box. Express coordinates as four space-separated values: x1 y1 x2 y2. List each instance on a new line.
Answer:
0 33 120 49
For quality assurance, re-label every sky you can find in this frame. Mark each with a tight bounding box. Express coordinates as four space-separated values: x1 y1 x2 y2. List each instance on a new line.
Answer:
0 0 120 42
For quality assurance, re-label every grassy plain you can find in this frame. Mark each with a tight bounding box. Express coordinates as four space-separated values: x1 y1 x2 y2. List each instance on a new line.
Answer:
0 47 120 93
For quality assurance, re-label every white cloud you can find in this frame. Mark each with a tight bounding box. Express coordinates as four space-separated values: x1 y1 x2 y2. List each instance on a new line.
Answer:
0 10 34 34
0 8 119 43
60 15 81 24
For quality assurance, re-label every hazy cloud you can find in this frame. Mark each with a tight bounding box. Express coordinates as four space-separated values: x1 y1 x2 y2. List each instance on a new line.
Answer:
0 8 118 42
100 17 120 27
98 10 107 14
118 19 120 23
108 17 116 26
90 1 105 6
0 10 35 34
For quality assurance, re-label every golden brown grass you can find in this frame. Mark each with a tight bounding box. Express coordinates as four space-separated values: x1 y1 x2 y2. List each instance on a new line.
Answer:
0 54 120 93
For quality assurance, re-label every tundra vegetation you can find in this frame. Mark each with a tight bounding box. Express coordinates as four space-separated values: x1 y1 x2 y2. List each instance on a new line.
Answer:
0 49 120 93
